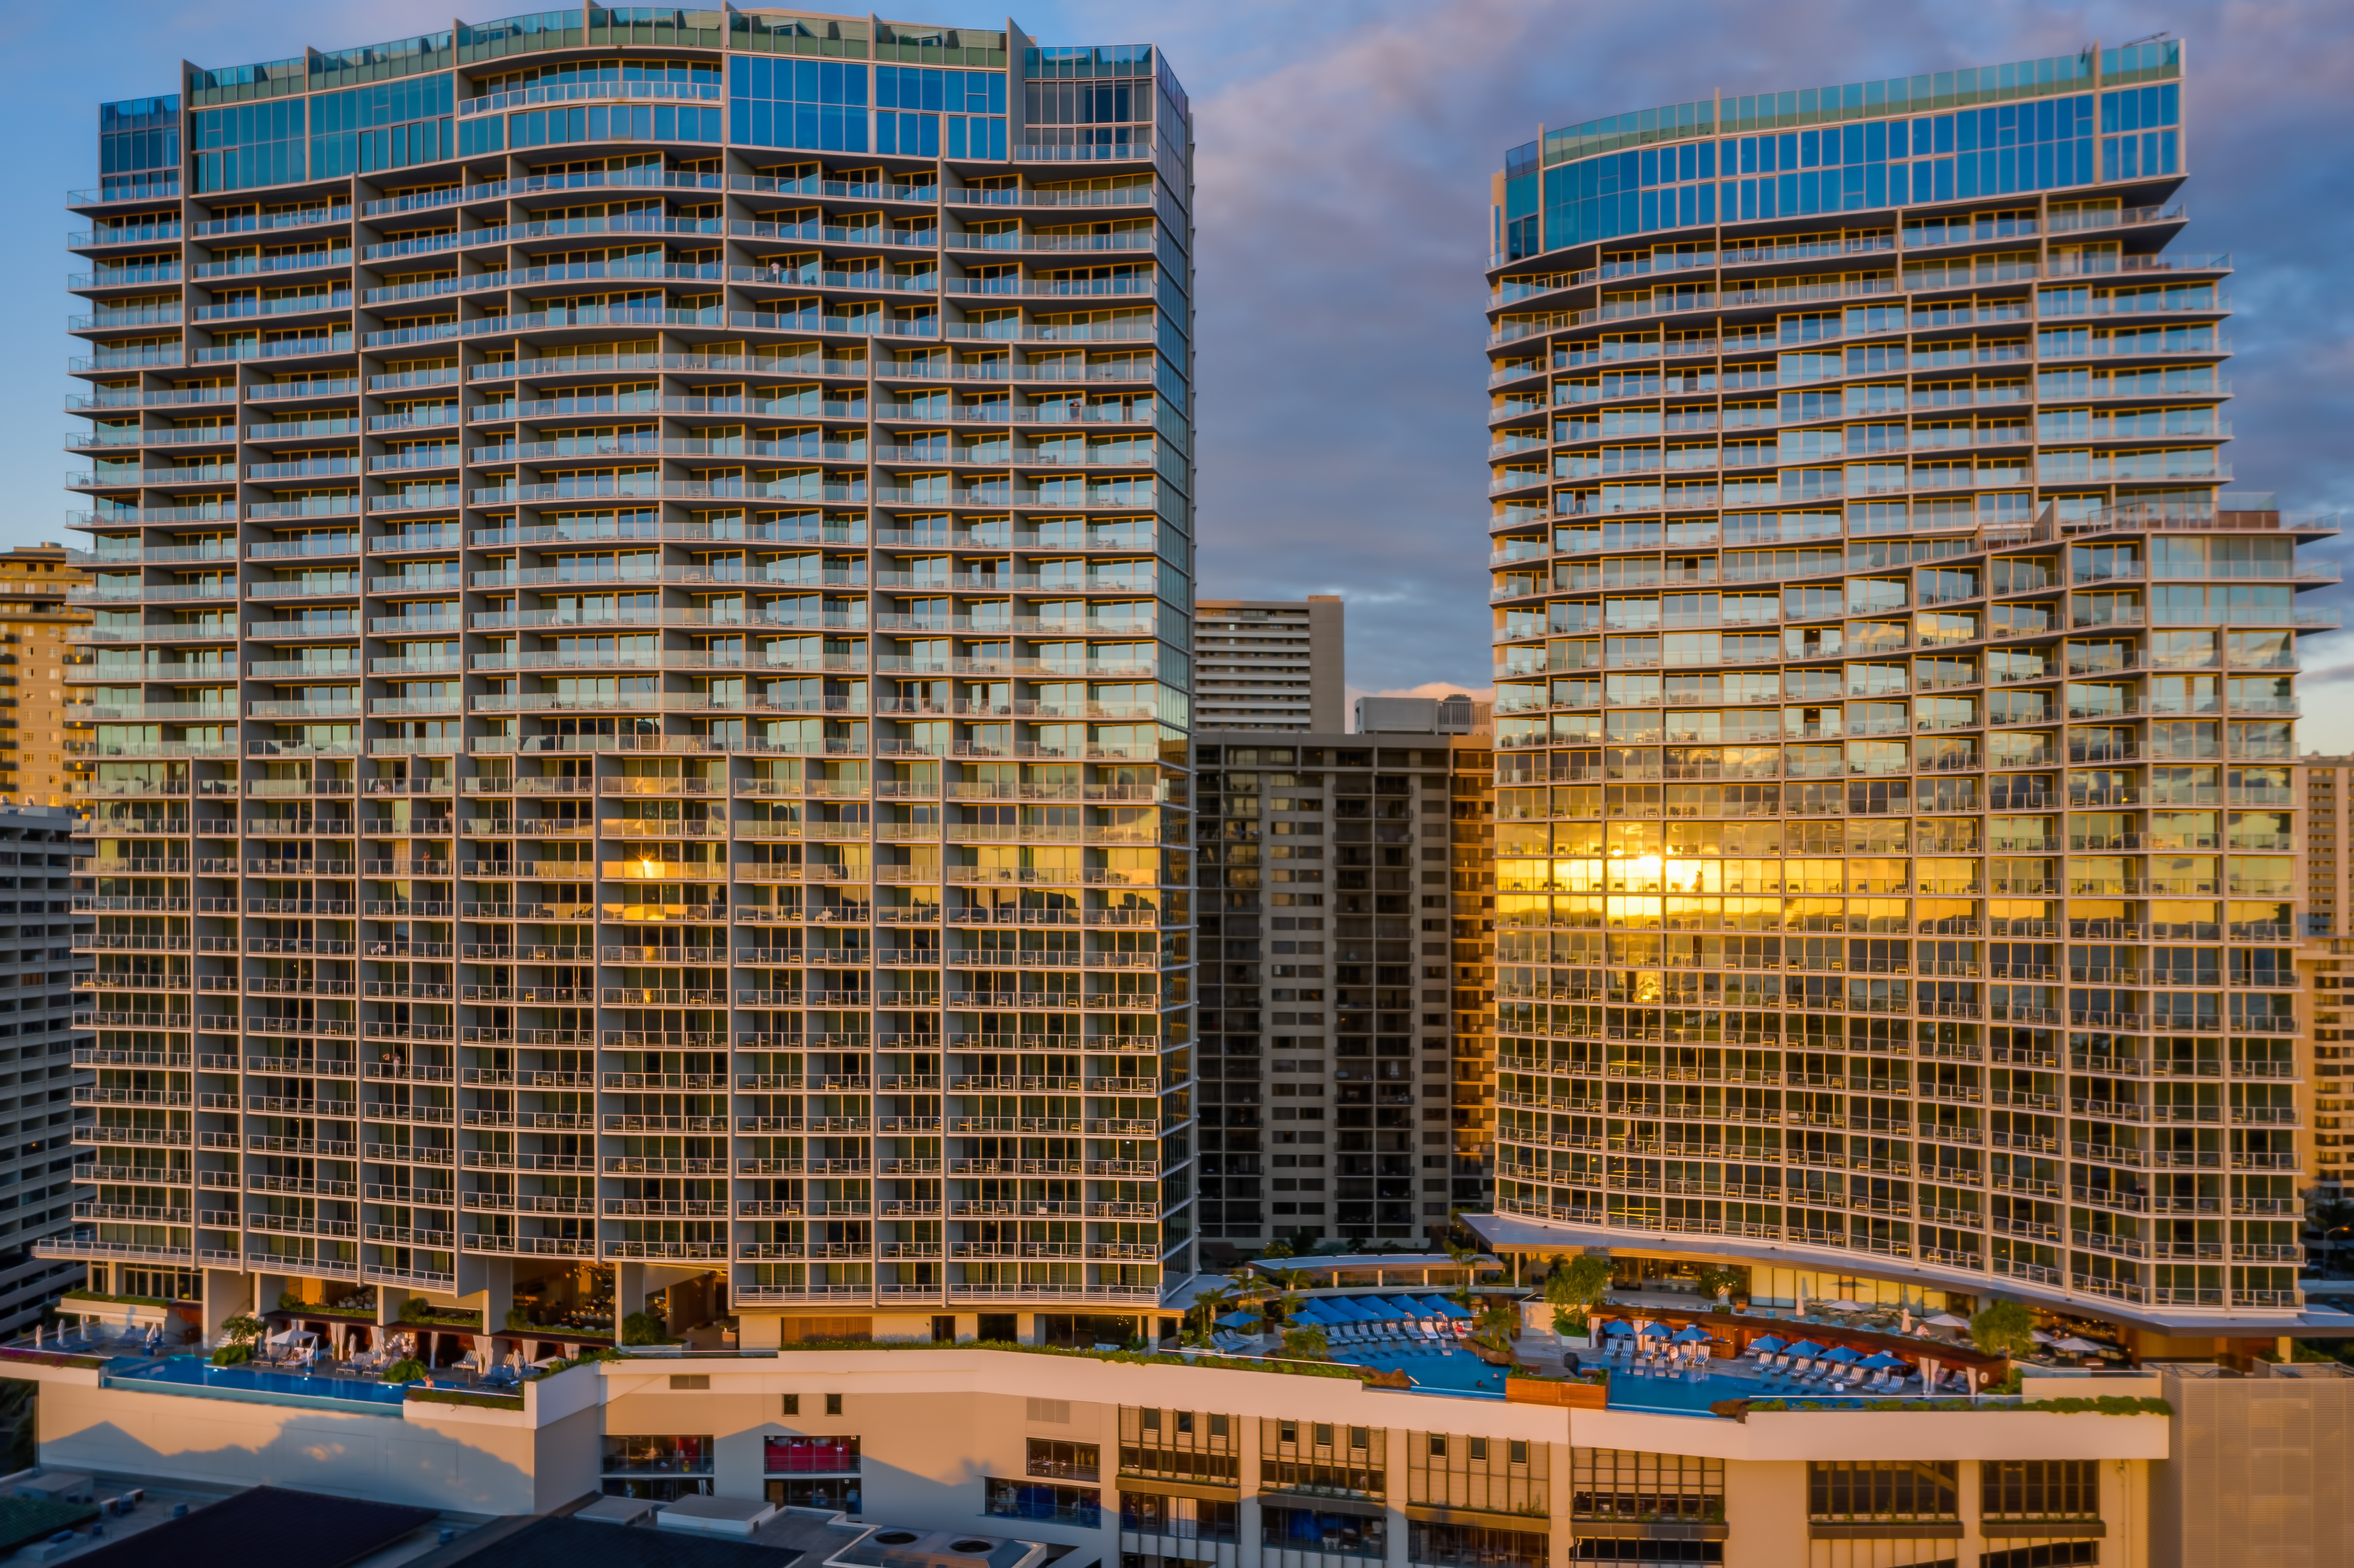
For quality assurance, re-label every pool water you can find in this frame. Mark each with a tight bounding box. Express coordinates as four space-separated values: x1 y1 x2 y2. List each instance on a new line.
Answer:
1602 1369 1755 1416
1603 1367 1908 1417
1333 1349 1507 1395
112 1356 412 1406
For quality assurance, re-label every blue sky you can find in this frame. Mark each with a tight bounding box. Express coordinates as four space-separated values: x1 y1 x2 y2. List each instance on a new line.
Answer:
13 1 2354 733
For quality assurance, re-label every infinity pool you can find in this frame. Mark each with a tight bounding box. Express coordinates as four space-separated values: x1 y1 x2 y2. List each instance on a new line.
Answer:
1331 1348 1508 1395
109 1356 411 1407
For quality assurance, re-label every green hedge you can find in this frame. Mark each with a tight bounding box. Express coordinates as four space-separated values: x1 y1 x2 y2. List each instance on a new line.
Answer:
1735 1395 2171 1416
743 1337 1371 1381
406 1385 526 1411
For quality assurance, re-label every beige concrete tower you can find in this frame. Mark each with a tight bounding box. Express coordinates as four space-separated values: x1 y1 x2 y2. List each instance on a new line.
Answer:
61 11 1199 1349
1475 41 2337 1349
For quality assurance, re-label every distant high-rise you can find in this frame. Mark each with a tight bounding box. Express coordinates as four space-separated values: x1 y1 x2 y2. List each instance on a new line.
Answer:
1193 596 1344 732
1191 719 1493 1254
0 546 93 809
61 9 1198 1344
0 806 91 1335
1476 41 2336 1338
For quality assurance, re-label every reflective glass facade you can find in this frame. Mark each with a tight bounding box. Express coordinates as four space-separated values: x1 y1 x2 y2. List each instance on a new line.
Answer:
60 8 1198 1333
1482 40 2335 1327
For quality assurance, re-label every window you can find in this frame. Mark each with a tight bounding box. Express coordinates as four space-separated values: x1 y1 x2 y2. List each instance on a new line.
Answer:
669 1374 709 1390
1417 1431 1547 1517
1262 1417 1386 1498
1982 1459 2099 1520
782 1394 800 1416
1807 1460 1959 1521
768 1476 859 1513
766 1436 859 1474
987 1478 1100 1526
605 1435 713 1475
1981 1548 2099 1568
1028 1438 1100 1481
602 1434 713 1501
825 1392 844 1416
1120 1493 1239 1541
1262 1507 1385 1559
1572 1450 1722 1522
1408 1522 1546 1568
1121 1406 1240 1482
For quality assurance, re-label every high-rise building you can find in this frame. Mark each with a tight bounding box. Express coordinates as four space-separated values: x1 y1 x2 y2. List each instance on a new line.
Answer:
60 11 1198 1344
1191 721 1491 1254
1475 41 2339 1343
0 806 92 1335
1192 596 1345 732
2301 755 2350 938
0 546 93 808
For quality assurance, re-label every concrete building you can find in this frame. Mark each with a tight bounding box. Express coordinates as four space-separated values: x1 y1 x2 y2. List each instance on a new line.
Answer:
0 545 92 809
60 10 1199 1351
1193 598 1345 733
0 806 91 1335
1 1332 2177 1555
1357 693 1493 737
1478 39 2338 1351
1191 703 1493 1255
2300 756 2350 938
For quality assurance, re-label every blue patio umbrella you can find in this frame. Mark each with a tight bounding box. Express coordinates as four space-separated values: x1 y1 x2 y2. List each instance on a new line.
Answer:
1858 1352 1908 1369
1637 1321 1670 1338
1672 1325 1711 1343
1216 1312 1261 1329
1746 1335 1787 1354
1432 1298 1473 1319
1601 1320 1635 1337
1785 1340 1828 1358
1819 1345 1860 1363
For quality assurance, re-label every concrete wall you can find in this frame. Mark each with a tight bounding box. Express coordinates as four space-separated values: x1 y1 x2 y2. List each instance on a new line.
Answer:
37 1379 542 1514
22 1348 2174 1549
2153 1366 2354 1568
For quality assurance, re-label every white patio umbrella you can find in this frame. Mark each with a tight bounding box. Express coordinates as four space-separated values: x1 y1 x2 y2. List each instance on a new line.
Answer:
1823 1299 1866 1313
2054 1336 2103 1354
1924 1313 1969 1329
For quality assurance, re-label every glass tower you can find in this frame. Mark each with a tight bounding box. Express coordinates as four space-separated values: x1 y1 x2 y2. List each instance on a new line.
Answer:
61 10 1198 1337
1482 41 2335 1328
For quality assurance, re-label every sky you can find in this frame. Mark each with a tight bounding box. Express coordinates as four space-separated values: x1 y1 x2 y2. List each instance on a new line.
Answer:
11 0 2354 736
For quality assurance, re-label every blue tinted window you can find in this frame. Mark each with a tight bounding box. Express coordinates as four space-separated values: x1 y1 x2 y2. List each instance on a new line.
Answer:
509 102 720 150
311 73 454 178
101 96 181 181
193 99 304 192
729 55 870 151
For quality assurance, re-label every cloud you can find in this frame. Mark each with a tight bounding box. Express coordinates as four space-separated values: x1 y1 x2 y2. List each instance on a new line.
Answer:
1361 680 1493 703
14 0 2354 710
1146 0 2354 693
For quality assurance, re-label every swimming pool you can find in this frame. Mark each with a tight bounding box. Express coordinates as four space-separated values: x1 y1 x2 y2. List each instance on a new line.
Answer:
107 1356 412 1410
1602 1368 1753 1416
1331 1349 1507 1395
1602 1368 1913 1417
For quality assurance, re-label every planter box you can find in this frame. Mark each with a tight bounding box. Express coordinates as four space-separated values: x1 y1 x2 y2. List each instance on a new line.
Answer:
1506 1375 1606 1409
